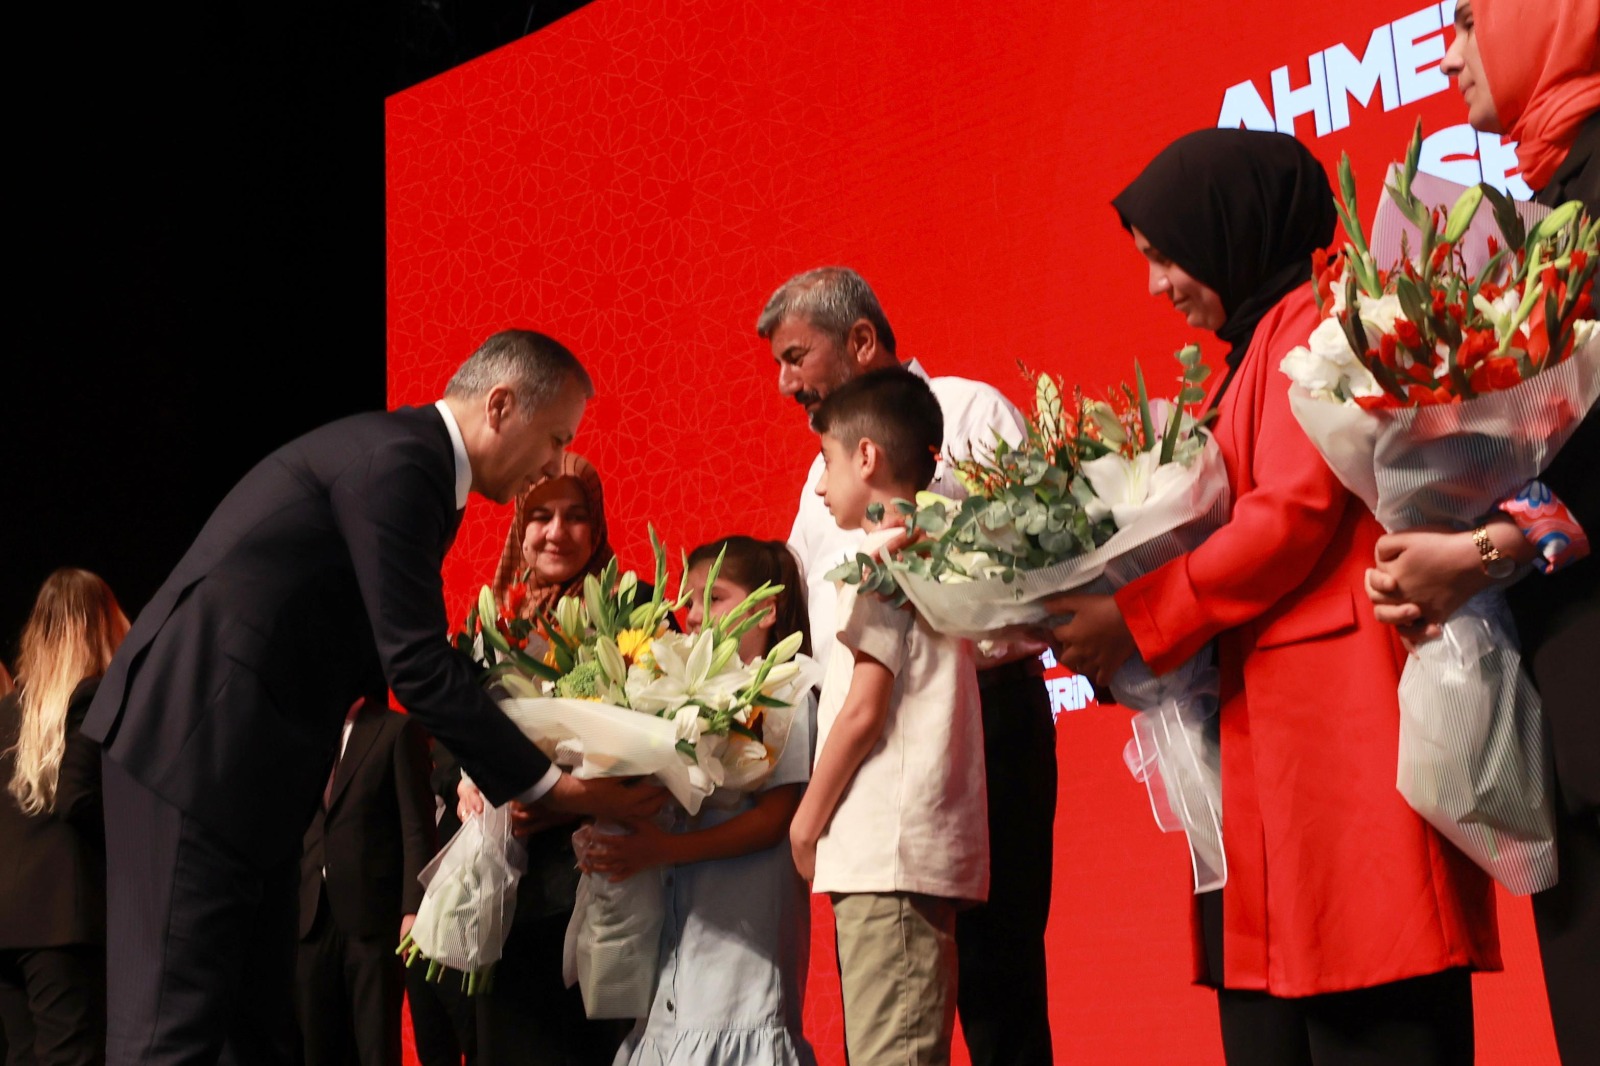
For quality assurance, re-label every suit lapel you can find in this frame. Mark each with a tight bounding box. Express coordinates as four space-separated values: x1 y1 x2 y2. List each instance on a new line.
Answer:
328 702 385 811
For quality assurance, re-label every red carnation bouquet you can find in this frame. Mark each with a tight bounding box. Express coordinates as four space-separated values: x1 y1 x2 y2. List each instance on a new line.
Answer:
1278 123 1600 895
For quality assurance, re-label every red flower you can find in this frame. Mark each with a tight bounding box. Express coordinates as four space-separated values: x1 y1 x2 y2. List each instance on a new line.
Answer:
1378 333 1400 369
505 583 529 618
1406 384 1439 406
1429 242 1452 273
1455 328 1498 370
1393 318 1423 350
1469 356 1524 393
1541 265 1561 299
1487 235 1500 259
1570 249 1587 274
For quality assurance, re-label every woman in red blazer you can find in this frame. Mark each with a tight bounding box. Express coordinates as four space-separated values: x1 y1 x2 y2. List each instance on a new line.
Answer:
1044 130 1500 1066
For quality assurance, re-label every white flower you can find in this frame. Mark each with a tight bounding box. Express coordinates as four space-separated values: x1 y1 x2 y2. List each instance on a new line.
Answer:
1079 449 1190 528
684 733 727 793
1574 317 1599 354
671 704 704 745
625 631 752 714
1472 288 1522 333
1359 292 1404 336
1280 316 1383 404
945 549 1006 580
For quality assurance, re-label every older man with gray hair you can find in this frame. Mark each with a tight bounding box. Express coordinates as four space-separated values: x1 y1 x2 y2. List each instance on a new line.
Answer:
758 267 1059 1066
86 329 665 1065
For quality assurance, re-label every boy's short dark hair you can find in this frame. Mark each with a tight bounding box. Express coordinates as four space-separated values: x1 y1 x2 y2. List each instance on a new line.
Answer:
810 369 942 489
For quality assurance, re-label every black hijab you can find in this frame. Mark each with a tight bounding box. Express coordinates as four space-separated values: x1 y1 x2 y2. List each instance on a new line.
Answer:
1113 129 1337 386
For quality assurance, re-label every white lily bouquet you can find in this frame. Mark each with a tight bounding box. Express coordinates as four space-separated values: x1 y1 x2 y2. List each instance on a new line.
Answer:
404 533 816 1016
833 349 1233 891
1279 125 1599 893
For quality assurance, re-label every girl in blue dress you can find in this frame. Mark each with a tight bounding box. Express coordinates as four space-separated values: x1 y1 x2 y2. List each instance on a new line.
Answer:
582 536 818 1066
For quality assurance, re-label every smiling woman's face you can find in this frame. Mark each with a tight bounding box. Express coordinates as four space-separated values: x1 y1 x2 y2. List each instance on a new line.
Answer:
1130 226 1226 331
1441 0 1502 134
520 479 598 585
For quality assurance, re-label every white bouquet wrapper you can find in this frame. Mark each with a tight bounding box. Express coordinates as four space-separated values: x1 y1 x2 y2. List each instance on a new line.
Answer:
1117 660 1225 893
1286 333 1600 894
407 802 525 979
563 821 665 1019
895 435 1232 892
497 660 819 1019
498 695 710 814
892 436 1230 636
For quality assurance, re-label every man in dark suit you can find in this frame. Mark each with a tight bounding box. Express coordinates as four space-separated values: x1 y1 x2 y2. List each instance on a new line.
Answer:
295 692 434 1066
84 329 663 1065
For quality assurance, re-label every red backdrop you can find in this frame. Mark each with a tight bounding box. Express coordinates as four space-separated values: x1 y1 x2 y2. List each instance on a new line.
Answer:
386 1 1557 1061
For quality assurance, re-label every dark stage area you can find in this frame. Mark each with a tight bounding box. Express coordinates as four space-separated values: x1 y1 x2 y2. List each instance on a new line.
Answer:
5 0 591 652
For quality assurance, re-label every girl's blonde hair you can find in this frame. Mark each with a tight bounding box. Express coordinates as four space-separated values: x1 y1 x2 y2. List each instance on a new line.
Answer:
7 569 127 815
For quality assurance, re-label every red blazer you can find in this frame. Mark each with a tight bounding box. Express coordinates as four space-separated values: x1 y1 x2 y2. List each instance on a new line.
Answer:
1115 285 1501 996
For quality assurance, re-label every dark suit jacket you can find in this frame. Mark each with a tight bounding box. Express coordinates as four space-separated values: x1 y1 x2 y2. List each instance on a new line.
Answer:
0 678 106 948
1516 112 1600 814
299 698 435 940
83 405 551 866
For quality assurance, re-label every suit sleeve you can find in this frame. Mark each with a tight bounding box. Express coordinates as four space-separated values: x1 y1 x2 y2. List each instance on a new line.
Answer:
392 717 436 916
329 437 551 805
1114 298 1353 674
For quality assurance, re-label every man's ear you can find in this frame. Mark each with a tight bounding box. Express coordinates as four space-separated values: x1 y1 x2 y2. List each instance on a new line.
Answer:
846 318 878 367
485 384 517 431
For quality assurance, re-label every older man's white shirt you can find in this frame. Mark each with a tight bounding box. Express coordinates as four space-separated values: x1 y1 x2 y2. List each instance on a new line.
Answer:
787 360 1027 664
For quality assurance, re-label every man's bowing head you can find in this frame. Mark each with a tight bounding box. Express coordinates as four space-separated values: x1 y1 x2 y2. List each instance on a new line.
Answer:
443 329 595 505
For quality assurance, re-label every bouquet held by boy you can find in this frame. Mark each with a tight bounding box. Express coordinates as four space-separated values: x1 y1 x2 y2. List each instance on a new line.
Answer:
835 350 1233 892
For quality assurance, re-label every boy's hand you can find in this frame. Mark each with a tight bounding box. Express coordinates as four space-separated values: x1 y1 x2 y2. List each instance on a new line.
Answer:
790 826 817 882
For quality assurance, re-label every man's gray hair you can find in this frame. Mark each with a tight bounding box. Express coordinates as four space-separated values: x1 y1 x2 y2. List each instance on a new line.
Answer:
445 330 595 410
755 267 897 357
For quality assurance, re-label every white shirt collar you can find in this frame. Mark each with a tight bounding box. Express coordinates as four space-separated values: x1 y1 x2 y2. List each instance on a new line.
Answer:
903 358 931 383
433 400 473 509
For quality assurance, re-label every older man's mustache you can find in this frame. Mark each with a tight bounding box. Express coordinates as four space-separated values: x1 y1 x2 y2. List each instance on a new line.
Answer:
793 389 824 408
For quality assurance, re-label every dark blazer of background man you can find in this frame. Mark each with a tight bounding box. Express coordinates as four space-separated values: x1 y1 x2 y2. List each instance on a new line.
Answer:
297 694 435 1066
83 330 663 1066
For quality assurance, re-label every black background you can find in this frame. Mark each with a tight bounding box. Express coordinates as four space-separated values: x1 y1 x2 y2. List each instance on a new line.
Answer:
5 0 590 659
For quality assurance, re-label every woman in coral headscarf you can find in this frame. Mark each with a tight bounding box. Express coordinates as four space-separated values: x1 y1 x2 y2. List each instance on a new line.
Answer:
1042 129 1501 1066
1367 2 1599 1059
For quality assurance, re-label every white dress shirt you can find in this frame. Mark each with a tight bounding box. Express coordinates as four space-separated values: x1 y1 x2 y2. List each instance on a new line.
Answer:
787 360 1027 665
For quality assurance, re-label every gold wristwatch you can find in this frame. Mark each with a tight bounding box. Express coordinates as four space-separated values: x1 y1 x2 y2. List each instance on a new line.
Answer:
1472 525 1515 579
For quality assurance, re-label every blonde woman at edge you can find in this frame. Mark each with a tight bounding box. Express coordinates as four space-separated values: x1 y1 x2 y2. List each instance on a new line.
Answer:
0 568 128 1064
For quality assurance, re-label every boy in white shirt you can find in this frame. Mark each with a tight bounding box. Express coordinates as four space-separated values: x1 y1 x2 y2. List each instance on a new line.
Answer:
789 369 988 1066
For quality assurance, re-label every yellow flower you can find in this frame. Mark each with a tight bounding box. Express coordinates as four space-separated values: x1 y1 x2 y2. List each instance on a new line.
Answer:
542 645 559 668
616 628 656 668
